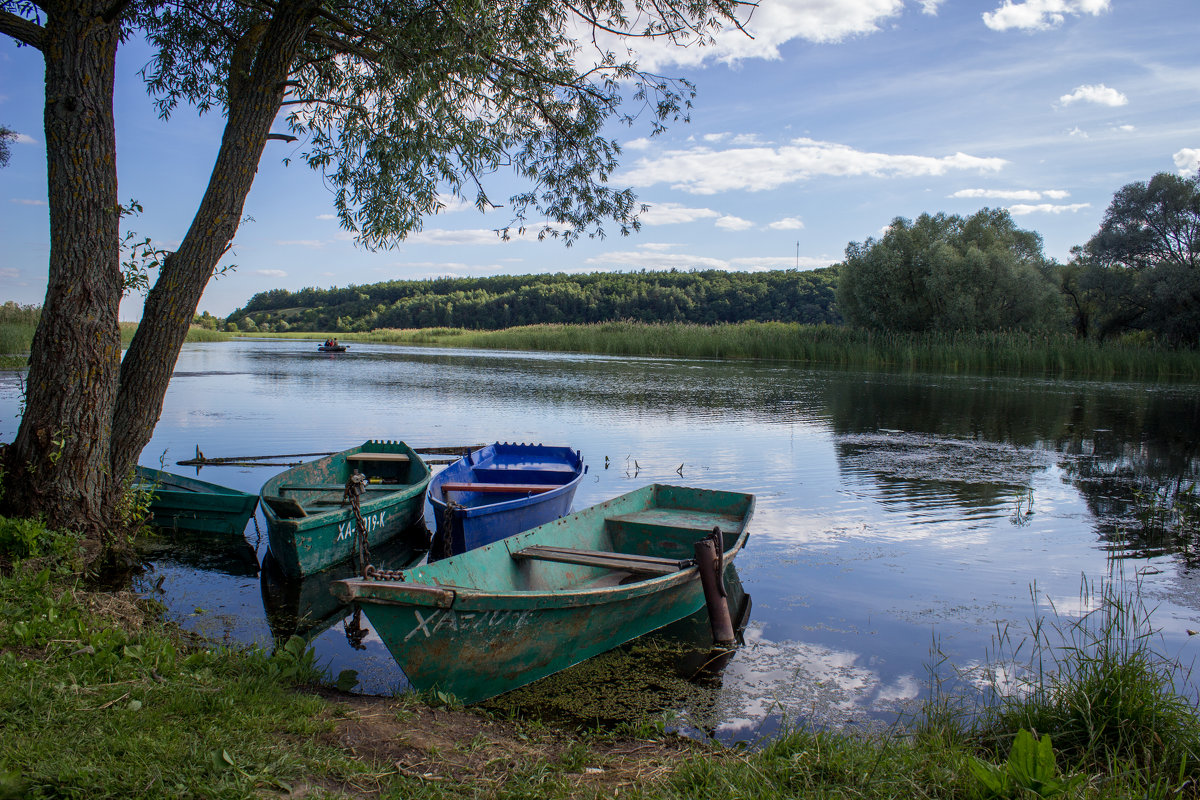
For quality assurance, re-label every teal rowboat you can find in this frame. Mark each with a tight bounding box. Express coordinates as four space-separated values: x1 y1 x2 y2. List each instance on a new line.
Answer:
261 441 431 577
332 483 754 704
134 466 259 535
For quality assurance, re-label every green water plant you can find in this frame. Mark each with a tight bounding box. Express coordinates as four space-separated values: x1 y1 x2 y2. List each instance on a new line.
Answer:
968 729 1085 798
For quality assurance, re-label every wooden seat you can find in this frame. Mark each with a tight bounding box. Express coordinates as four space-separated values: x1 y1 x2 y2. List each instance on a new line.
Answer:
279 483 402 492
346 452 410 462
262 495 307 518
511 545 692 575
439 482 558 494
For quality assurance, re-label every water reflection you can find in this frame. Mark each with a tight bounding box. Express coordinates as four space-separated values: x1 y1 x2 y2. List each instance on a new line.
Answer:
5 340 1200 736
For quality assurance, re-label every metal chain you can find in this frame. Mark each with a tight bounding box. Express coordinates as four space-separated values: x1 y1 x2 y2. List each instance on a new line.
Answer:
343 606 369 650
364 564 406 581
439 499 463 561
343 470 370 573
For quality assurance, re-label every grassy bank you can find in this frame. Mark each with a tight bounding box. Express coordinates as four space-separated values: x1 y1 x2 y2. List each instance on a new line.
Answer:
2 518 1198 798
0 321 230 368
281 322 1200 381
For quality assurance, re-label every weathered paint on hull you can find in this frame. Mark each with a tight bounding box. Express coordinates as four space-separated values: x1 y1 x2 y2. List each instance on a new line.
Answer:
136 466 259 535
261 441 431 577
335 483 753 703
353 570 712 703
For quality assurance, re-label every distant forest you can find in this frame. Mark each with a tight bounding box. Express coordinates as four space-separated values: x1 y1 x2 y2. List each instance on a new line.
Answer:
223 268 840 332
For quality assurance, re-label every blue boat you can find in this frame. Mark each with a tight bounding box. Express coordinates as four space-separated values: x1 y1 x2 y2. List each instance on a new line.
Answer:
428 442 586 560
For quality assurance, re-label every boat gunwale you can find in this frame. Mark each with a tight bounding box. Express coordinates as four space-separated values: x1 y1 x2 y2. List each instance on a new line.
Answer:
260 441 431 531
336 488 753 610
427 443 585 519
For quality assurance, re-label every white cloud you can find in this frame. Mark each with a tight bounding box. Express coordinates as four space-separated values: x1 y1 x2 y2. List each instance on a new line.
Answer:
276 239 325 248
639 202 721 226
983 0 1110 31
406 227 540 245
1114 124 1135 132
615 0 907 70
1007 202 1091 215
703 133 730 143
731 255 835 271
1067 127 1088 138
952 188 1070 201
0 267 19 279
1173 148 1200 176
731 133 768 146
585 250 730 270
1059 84 1127 107
621 138 1007 195
315 213 336 220
919 0 944 13
15 133 37 145
640 242 681 252
624 137 653 151
768 217 805 230
9 198 46 206
716 215 755 231
434 195 475 214
256 269 288 278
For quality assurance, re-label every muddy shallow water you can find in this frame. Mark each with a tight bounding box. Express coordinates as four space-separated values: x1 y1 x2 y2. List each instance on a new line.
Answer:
3 339 1198 742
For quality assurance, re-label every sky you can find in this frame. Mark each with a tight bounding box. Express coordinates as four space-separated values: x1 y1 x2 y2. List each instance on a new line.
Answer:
1 0 1198 318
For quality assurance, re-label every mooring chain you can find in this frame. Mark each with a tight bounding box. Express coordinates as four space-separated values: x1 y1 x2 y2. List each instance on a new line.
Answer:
708 526 727 598
343 470 371 573
364 564 406 581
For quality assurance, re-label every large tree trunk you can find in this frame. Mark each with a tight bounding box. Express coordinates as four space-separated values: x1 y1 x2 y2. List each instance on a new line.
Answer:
4 0 317 544
2 1 123 534
107 0 318 486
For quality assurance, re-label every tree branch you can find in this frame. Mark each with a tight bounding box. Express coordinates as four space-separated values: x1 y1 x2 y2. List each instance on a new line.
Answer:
0 9 44 49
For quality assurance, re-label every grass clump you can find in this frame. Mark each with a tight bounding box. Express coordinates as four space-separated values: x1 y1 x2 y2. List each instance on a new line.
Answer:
970 577 1200 793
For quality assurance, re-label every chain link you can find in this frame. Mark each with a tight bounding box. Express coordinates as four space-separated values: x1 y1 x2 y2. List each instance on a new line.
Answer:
343 470 371 573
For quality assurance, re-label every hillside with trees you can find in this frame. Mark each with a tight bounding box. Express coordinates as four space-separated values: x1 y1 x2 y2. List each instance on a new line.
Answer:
224 268 841 332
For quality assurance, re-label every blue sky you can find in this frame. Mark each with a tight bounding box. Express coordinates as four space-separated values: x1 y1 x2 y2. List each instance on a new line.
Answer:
2 0 1198 317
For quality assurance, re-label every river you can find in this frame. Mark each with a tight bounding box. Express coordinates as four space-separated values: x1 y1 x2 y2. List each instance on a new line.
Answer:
2 338 1198 741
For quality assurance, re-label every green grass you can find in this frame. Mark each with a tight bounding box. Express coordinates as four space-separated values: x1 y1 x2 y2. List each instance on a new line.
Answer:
0 322 229 365
314 322 1200 381
2 518 1198 799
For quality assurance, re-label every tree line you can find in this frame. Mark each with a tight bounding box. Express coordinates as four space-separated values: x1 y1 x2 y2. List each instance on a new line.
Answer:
224 172 1200 347
837 171 1200 347
223 268 841 332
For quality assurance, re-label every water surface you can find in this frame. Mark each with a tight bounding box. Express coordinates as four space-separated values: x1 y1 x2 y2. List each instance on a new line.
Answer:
2 339 1198 741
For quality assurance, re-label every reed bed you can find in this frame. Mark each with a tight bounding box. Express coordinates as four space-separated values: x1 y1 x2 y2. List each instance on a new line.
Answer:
355 322 1200 381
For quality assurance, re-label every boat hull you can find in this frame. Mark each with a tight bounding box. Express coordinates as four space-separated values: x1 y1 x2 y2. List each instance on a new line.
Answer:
428 442 585 559
261 441 431 577
334 483 753 703
135 466 259 535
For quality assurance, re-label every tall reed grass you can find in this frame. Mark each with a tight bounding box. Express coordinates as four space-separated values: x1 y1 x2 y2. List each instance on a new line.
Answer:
353 322 1200 381
962 576 1200 793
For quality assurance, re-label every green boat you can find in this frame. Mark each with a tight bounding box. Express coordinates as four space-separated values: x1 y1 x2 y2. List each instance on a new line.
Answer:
332 483 754 704
261 440 431 577
134 466 259 535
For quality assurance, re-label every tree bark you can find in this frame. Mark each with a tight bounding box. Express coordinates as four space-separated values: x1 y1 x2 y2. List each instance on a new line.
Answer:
108 0 318 488
2 0 123 534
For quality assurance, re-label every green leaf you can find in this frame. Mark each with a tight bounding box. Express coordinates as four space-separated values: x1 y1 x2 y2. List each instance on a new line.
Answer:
335 669 359 692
